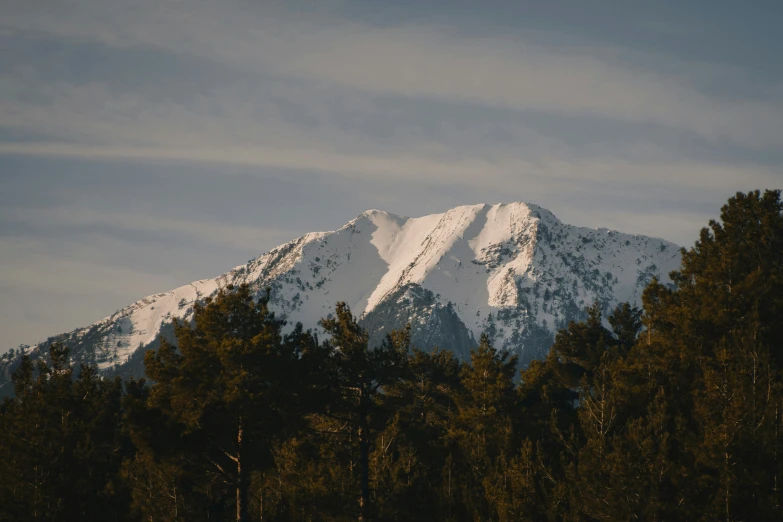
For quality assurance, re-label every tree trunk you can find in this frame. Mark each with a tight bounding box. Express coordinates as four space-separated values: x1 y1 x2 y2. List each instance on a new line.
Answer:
358 390 370 521
237 419 248 522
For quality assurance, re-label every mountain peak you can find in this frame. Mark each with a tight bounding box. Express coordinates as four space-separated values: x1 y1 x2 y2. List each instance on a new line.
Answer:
359 208 395 218
1 202 682 394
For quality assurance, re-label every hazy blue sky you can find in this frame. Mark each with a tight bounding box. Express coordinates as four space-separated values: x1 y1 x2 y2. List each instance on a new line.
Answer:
1 0 782 350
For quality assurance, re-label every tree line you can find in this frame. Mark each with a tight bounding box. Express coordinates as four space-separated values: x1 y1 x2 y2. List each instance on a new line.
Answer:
1 190 782 521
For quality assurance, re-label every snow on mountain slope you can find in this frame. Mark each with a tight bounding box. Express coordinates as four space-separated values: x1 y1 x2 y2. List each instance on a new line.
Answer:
0 202 681 393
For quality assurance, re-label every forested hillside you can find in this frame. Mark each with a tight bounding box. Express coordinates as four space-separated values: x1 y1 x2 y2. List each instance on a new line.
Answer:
1 190 781 521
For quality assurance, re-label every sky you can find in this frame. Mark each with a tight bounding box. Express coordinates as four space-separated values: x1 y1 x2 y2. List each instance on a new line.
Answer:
1 0 782 350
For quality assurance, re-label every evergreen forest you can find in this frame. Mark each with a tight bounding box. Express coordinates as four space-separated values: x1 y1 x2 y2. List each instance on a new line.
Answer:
1 189 782 522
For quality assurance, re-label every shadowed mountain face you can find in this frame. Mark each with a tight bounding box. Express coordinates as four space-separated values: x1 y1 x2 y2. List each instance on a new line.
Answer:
359 284 477 362
0 202 681 394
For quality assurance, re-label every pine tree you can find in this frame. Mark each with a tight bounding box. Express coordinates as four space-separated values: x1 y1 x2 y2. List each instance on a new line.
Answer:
0 343 130 521
452 333 518 520
139 284 320 522
608 302 643 354
647 189 783 362
549 302 618 389
691 325 782 521
635 190 783 519
319 302 409 521
373 347 462 520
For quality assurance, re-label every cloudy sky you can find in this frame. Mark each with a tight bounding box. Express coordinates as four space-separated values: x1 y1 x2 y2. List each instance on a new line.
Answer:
1 0 782 350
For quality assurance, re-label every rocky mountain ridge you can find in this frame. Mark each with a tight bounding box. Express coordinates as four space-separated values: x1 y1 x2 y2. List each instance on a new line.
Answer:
0 202 681 394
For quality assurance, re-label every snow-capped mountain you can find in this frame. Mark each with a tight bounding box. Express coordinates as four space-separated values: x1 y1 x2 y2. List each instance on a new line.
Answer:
0 202 681 394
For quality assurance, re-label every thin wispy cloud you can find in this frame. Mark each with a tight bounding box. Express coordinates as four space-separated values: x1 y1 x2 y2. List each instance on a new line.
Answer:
5 0 782 148
1 0 779 200
0 206 294 252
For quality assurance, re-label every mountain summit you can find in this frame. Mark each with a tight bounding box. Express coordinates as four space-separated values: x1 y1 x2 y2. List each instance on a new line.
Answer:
1 202 680 392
